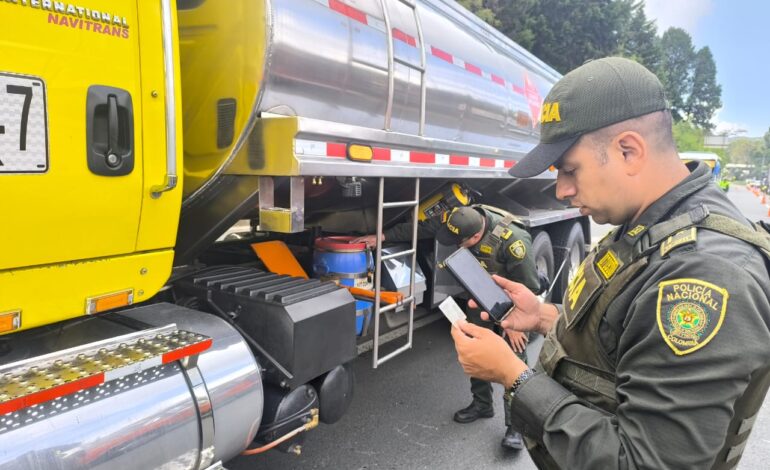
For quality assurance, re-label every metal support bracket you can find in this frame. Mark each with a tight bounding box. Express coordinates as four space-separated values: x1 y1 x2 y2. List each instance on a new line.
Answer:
258 176 305 233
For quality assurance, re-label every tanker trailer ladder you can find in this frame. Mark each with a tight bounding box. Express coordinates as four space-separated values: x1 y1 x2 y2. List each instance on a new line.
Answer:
381 0 428 135
0 325 212 417
372 177 420 368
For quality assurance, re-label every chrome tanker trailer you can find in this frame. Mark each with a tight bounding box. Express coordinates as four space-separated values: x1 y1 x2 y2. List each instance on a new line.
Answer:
0 0 587 468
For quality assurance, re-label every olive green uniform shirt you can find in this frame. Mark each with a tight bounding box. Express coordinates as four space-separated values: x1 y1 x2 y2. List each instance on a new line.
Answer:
511 163 770 468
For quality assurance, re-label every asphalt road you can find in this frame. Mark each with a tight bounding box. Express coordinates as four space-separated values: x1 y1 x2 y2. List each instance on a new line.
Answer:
228 183 770 470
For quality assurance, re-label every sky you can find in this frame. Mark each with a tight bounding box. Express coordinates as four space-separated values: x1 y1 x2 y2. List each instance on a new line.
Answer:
643 0 768 138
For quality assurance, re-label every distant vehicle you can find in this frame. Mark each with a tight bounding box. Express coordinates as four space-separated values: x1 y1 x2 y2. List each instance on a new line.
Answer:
680 152 729 191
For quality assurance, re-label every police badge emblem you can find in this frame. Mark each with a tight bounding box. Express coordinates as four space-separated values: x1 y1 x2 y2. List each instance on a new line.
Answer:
508 240 526 260
656 278 728 355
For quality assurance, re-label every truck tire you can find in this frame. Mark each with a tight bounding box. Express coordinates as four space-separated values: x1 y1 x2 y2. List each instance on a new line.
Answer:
550 222 586 302
530 231 555 302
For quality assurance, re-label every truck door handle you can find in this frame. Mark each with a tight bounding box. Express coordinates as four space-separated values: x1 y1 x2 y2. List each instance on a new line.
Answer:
86 85 134 176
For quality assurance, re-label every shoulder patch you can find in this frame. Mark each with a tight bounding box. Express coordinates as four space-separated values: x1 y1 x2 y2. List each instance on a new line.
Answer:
660 227 697 257
595 249 621 280
508 240 526 260
626 224 645 237
656 278 728 356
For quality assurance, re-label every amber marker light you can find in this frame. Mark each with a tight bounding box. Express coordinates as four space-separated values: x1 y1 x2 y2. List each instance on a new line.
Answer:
0 310 21 333
86 289 134 315
347 144 374 162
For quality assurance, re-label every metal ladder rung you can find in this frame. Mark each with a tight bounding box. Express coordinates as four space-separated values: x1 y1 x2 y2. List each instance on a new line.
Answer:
376 343 412 366
394 56 425 72
382 200 419 209
382 249 415 261
399 0 416 8
379 303 399 314
379 296 416 314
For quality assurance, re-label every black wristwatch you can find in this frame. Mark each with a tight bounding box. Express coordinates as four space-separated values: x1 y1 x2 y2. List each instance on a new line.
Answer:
506 368 536 399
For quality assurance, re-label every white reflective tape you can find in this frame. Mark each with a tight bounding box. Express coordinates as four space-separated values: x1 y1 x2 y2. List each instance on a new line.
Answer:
391 149 410 162
452 57 465 68
311 0 331 9
368 16 386 33
295 139 327 157
436 153 449 165
495 159 504 168
104 356 162 382
469 157 480 167
481 71 492 80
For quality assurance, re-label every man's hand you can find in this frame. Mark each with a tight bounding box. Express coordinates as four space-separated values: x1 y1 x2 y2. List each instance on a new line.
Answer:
350 234 381 248
468 274 543 333
504 330 528 354
451 321 527 386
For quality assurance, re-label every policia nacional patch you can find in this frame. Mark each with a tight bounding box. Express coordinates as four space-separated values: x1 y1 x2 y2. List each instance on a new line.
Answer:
656 279 728 355
508 240 526 260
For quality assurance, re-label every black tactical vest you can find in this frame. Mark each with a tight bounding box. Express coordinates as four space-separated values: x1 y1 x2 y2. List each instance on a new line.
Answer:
529 206 770 470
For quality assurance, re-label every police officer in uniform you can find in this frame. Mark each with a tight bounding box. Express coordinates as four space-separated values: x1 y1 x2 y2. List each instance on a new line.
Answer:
451 57 770 469
436 205 541 450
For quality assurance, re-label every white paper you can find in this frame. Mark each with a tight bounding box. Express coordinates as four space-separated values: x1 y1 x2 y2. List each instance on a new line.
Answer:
439 296 467 326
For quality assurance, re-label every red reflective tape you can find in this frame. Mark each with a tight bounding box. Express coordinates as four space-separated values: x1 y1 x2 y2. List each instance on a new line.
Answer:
0 396 23 415
449 155 469 166
480 158 496 167
0 373 105 415
431 46 452 63
162 339 213 364
491 74 505 86
410 152 435 164
327 143 347 158
329 0 368 25
392 28 416 47
373 147 391 161
504 160 515 168
512 84 525 95
464 62 482 76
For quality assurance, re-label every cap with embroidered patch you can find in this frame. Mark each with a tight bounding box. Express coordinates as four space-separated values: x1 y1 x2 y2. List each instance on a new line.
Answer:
509 57 668 178
436 207 484 246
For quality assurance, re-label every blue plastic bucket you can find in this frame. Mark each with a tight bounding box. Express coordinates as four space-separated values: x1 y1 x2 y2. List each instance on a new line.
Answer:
312 236 371 288
313 236 372 335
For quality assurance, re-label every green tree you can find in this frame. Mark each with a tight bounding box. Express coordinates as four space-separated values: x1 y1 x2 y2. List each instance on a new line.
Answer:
727 138 765 167
616 1 661 72
458 0 501 28
671 122 726 163
496 0 538 50
657 28 695 121
672 121 706 152
496 0 633 74
684 47 721 130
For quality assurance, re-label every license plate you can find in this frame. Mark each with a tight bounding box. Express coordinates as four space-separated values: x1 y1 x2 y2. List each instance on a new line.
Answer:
0 72 48 173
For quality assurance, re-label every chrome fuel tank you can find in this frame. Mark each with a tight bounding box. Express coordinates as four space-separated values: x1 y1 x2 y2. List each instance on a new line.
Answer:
0 304 262 470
